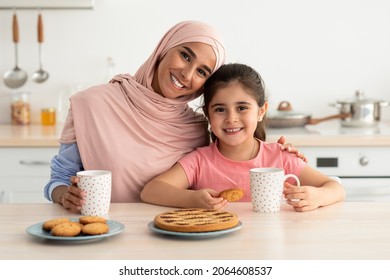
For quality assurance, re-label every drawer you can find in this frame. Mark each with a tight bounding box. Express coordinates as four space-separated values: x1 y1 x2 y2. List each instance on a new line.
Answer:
0 148 58 203
1 190 50 203
0 148 58 177
1 177 51 203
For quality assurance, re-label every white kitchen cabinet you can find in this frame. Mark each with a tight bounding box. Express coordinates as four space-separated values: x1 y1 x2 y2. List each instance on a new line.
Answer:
267 121 390 202
0 147 58 203
297 146 390 202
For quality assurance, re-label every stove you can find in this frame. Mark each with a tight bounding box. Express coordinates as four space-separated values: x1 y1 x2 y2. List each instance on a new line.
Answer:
267 120 390 202
269 120 390 136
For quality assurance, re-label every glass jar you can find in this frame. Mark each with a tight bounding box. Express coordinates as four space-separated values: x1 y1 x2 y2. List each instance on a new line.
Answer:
41 108 56 126
11 92 31 125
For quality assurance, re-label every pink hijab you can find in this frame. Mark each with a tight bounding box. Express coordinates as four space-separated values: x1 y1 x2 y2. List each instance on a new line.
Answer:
59 21 225 202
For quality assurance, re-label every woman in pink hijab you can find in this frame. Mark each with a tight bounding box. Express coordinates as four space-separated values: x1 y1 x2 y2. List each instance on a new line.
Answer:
44 20 303 212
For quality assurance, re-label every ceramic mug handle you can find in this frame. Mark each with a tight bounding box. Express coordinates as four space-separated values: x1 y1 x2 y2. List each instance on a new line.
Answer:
283 174 301 202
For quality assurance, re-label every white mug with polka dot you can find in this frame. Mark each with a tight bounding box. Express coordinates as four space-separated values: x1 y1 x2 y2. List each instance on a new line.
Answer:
249 168 300 213
77 170 112 217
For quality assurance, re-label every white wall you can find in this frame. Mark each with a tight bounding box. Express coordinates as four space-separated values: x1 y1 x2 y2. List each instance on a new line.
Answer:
1 0 389 124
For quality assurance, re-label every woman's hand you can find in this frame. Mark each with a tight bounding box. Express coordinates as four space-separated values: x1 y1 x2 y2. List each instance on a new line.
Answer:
277 136 307 162
51 176 85 213
283 182 322 212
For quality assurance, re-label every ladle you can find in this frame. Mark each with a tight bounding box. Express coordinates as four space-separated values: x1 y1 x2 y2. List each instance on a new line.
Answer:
3 12 28 89
32 12 49 83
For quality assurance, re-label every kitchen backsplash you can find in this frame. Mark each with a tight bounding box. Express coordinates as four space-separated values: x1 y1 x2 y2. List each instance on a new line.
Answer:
1 0 390 124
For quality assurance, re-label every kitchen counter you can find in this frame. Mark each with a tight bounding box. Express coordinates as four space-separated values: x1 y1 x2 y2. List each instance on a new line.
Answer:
1 121 389 148
1 202 390 260
266 120 390 147
0 124 62 147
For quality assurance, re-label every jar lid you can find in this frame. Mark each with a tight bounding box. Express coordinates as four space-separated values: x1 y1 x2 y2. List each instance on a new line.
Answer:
11 91 30 102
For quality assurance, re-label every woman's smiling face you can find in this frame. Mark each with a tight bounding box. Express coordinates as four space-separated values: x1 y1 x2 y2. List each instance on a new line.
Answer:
152 42 216 99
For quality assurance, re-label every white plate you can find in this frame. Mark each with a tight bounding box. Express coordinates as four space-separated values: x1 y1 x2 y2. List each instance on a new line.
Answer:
26 219 125 242
148 221 242 238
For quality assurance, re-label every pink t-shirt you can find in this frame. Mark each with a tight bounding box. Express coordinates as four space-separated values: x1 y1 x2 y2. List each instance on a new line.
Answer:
178 140 307 202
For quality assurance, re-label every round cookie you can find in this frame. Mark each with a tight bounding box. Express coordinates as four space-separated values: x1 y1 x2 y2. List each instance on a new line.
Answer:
51 222 82 237
81 222 109 235
79 216 107 225
219 188 244 202
42 218 70 231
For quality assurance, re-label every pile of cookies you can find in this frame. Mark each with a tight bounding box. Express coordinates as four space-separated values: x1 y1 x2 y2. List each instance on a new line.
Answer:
42 216 109 237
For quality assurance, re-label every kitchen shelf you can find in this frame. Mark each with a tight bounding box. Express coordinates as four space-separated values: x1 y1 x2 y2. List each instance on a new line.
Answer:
0 0 94 10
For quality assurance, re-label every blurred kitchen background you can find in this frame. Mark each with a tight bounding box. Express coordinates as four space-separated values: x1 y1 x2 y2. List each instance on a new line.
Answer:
0 0 389 124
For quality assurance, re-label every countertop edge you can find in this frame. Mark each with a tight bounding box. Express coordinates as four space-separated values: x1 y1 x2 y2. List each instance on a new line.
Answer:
266 134 390 147
0 141 60 148
1 122 390 148
0 124 61 148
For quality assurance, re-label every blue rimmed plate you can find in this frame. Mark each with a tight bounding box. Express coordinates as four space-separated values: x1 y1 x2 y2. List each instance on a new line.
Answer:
26 219 125 243
148 221 242 238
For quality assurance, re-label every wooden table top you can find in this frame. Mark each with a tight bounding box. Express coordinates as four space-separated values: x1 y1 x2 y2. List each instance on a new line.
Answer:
1 202 390 260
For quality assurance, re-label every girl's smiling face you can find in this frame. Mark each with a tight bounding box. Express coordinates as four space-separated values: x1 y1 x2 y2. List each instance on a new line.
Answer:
207 81 267 148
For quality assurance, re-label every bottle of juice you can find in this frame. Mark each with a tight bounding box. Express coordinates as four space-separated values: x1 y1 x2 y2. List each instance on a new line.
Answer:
41 107 56 126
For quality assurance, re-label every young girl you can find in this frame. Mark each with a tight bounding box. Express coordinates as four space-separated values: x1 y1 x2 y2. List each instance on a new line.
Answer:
141 63 345 212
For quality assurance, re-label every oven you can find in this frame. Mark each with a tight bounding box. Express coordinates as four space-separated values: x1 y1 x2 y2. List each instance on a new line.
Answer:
267 121 390 202
299 146 390 202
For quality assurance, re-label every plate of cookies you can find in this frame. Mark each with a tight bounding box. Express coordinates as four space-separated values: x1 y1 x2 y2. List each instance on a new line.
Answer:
26 216 125 242
148 208 243 238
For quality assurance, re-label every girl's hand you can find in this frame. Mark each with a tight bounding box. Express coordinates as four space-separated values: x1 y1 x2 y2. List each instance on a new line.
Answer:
52 176 85 213
283 182 321 212
193 189 229 210
277 136 308 162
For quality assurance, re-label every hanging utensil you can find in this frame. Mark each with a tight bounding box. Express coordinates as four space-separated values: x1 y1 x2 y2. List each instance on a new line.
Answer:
3 11 28 89
32 11 49 83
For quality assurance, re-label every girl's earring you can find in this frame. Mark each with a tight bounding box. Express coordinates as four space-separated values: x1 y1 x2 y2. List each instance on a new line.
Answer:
258 117 263 122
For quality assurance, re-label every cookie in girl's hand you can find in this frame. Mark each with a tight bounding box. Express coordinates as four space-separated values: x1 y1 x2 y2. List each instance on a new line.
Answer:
219 188 244 202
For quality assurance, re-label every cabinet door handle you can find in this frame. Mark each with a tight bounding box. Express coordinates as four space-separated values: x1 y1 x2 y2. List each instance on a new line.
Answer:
19 160 50 166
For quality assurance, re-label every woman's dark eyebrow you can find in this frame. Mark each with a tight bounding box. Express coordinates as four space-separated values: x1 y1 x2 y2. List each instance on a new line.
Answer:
183 46 213 75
